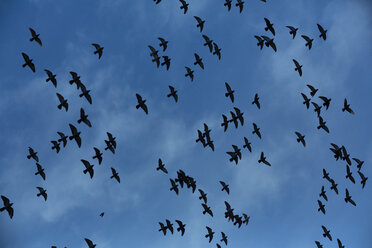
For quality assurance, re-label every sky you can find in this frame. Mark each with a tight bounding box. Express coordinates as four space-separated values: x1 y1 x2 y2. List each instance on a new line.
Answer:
0 0 371 247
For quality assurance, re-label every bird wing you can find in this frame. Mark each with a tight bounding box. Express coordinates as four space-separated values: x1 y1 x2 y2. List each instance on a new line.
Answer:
56 93 64 103
317 24 324 33
69 124 77 135
301 35 310 42
92 43 101 50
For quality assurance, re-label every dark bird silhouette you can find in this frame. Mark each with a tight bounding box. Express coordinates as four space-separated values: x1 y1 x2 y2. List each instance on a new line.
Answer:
167 85 178 103
175 220 186 236
57 132 68 147
317 24 327 40
233 107 244 126
158 222 167 235
27 147 39 162
341 146 351 165
0 195 14 219
307 84 318 97
92 147 103 165
352 158 364 171
358 171 368 189
311 102 322 117
205 226 215 243
69 124 81 148
330 179 339 194
229 111 239 129
78 108 92 127
202 203 213 217
346 165 355 184
158 37 168 51
136 93 148 114
170 179 179 195
194 53 204 69
258 152 271 166
224 82 235 102
224 0 232 11
44 69 57 88
293 59 303 76
92 43 104 59
342 98 354 114
29 27 42 46
317 116 329 133
51 141 60 153
234 214 243 228
219 181 230 195
242 213 250 225
317 200 326 215
106 132 117 149
198 189 207 204
22 53 35 72
236 0 244 13
36 187 47 201
104 140 115 154
337 239 345 248
322 225 332 241
261 35 277 52
194 16 205 32
156 158 168 174
254 35 264 50
221 114 229 132
286 26 298 39
232 145 242 159
69 71 83 89
319 186 328 201
179 0 189 14
252 123 261 139
318 96 331 110
315 241 323 248
154 0 162 4
35 163 46 180
84 238 96 248
243 137 252 152
110 167 120 183
100 212 104 217
301 35 313 50
264 18 275 36
330 144 342 160
202 35 213 53
185 67 194 82
196 129 206 146
79 84 92 104
161 56 171 70
213 42 221 60
252 93 260 109
221 232 228 245
344 188 356 206
81 160 94 179
148 45 159 58
295 131 306 147
56 93 68 111
165 219 174 234
301 93 310 109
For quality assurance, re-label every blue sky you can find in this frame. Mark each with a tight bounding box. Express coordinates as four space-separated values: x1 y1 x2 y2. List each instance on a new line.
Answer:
0 0 371 247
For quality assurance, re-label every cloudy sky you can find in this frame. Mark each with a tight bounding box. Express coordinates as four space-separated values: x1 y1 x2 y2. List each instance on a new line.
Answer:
0 0 371 247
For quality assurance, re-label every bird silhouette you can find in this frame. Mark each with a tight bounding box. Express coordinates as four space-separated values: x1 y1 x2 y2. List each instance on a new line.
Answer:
92 43 104 59
22 53 35 72
29 28 42 46
136 93 148 114
81 160 94 179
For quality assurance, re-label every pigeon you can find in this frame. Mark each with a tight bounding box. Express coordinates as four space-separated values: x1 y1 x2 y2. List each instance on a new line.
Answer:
205 226 215 243
317 116 329 133
110 167 120 183
185 67 194 82
344 188 356 206
233 214 243 228
315 241 323 248
106 132 117 148
27 147 39 162
22 53 35 72
242 213 250 225
228 111 238 128
44 69 57 88
235 0 244 13
170 179 179 195
221 114 229 132
51 141 60 153
194 16 205 32
337 239 345 248
317 24 327 40
167 85 178 103
352 158 364 171
261 35 277 52
319 186 328 201
293 59 303 76
346 165 355 184
78 108 92 127
158 222 167 235
342 98 354 114
35 163 46 180
69 71 83 89
213 42 221 60
322 225 332 241
79 84 92 104
307 84 318 97
358 171 368 189
233 107 244 126
224 0 232 11
36 187 47 201
29 28 42 46
100 212 104 217
148 45 159 58
221 232 228 245
92 147 103 165
154 0 162 4
219 181 230 195
198 189 207 204
295 131 306 147
158 37 168 52
252 93 260 109
92 43 104 59
81 160 94 179
202 203 213 217
311 102 322 117
179 0 189 14
301 35 313 50
286 26 298 39
258 152 271 166
156 158 168 174
84 238 96 248
317 200 326 215
175 220 186 236
161 56 171 70
252 123 261 139
341 146 351 165
254 35 264 50
165 219 174 234
0 195 14 219
243 137 252 152
56 93 68 111
202 35 213 53
136 93 148 114
318 96 331 110
194 53 204 69
69 124 82 147
57 132 68 147
330 179 339 194
301 93 310 109
104 140 115 154
264 18 275 35
225 82 235 102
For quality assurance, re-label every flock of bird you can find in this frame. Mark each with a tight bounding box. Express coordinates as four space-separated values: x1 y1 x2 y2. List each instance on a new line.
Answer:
0 0 368 247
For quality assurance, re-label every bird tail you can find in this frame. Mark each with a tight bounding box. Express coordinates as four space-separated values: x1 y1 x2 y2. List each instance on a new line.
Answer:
69 136 74 140
0 207 5 212
94 51 98 54
22 63 27 68
156 168 160 171
83 169 88 174
27 155 31 159
30 37 34 42
37 193 41 197
110 175 114 179
79 92 84 97
342 108 345 112
35 171 39 175
167 93 172 97
296 138 300 142
77 119 82 124
46 78 50 82
136 104 140 109
57 104 62 109
258 159 262 163
264 27 269 31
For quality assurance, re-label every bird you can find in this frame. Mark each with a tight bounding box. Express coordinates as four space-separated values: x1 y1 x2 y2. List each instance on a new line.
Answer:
0 195 14 219
346 165 355 184
27 147 39 162
315 241 323 248
242 213 250 225
254 35 264 50
252 93 260 109
295 132 306 147
312 102 322 117
221 232 228 245
352 158 364 171
307 84 318 97
165 219 174 234
344 188 356 206
51 141 60 153
330 179 339 194
258 152 271 166
233 107 244 126
234 214 243 228
35 163 46 180
56 93 68 112
322 225 332 241
264 18 275 35
22 53 35 72
317 24 327 40
106 132 117 149
224 82 235 102
185 67 194 82
224 0 232 11
29 27 42 46
243 137 252 152
358 171 368 189
179 0 189 14
84 238 96 248
167 85 178 103
175 220 186 236
194 16 205 32
170 179 179 195
261 35 277 52
318 96 331 110
161 56 171 70
202 35 213 53
57 132 68 147
100 212 104 217
219 181 230 195
81 160 94 179
202 203 213 217
36 187 47 201
293 59 303 76
69 71 83 89
342 98 354 114
92 43 104 59
158 37 168 51
136 93 148 114
110 167 120 183
194 53 204 69
44 69 57 88
235 0 244 13
301 35 314 50
148 45 159 58
205 226 215 243
252 123 261 139
198 189 207 204
156 158 168 174
213 42 221 60
104 140 115 154
92 147 103 165
69 124 82 148
317 200 326 215
337 239 345 248
286 26 298 39
301 93 310 109
79 84 93 104
154 0 162 4
322 169 332 183
319 186 328 201
78 108 92 127
158 222 167 235
317 116 329 133
341 146 351 165
221 114 229 132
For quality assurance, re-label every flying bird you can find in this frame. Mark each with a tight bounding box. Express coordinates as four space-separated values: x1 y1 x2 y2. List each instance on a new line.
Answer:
148 45 159 58
175 220 186 236
167 85 178 103
330 179 339 194
213 42 221 60
194 53 204 69
293 59 303 76
286 26 298 39
358 171 368 189
342 98 354 114
136 93 148 114
318 96 331 110
156 158 168 174
57 132 68 147
321 225 332 241
221 232 228 245
301 35 314 50
69 124 82 147
252 93 260 109
78 108 92 127
81 160 94 179
84 238 96 248
317 200 326 215
261 35 277 52
165 219 174 234
301 93 310 109
202 35 213 53
22 53 35 72
295 131 306 147
161 56 171 70
185 67 194 82
202 203 213 217
29 28 42 46
337 239 345 248
315 241 323 248
311 102 322 117
258 152 271 166
92 147 103 165
179 0 189 14
319 186 328 201
219 181 230 195
344 188 356 206
92 43 104 59
242 213 250 225
198 189 207 204
352 158 364 171
317 116 329 133
254 35 264 50
36 187 47 201
170 179 179 195
100 212 104 217
221 114 229 132
51 141 60 153
194 16 205 32
224 82 234 102
317 24 327 40
205 226 215 243
158 222 167 235
79 84 92 104
224 0 232 11
27 147 39 162
235 0 244 13
56 93 68 111
307 84 318 97
44 69 57 88
158 37 168 51
69 71 83 89
264 18 275 36
110 167 120 183
346 165 355 184
35 163 46 180
243 137 252 152
0 195 14 219
252 123 261 139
